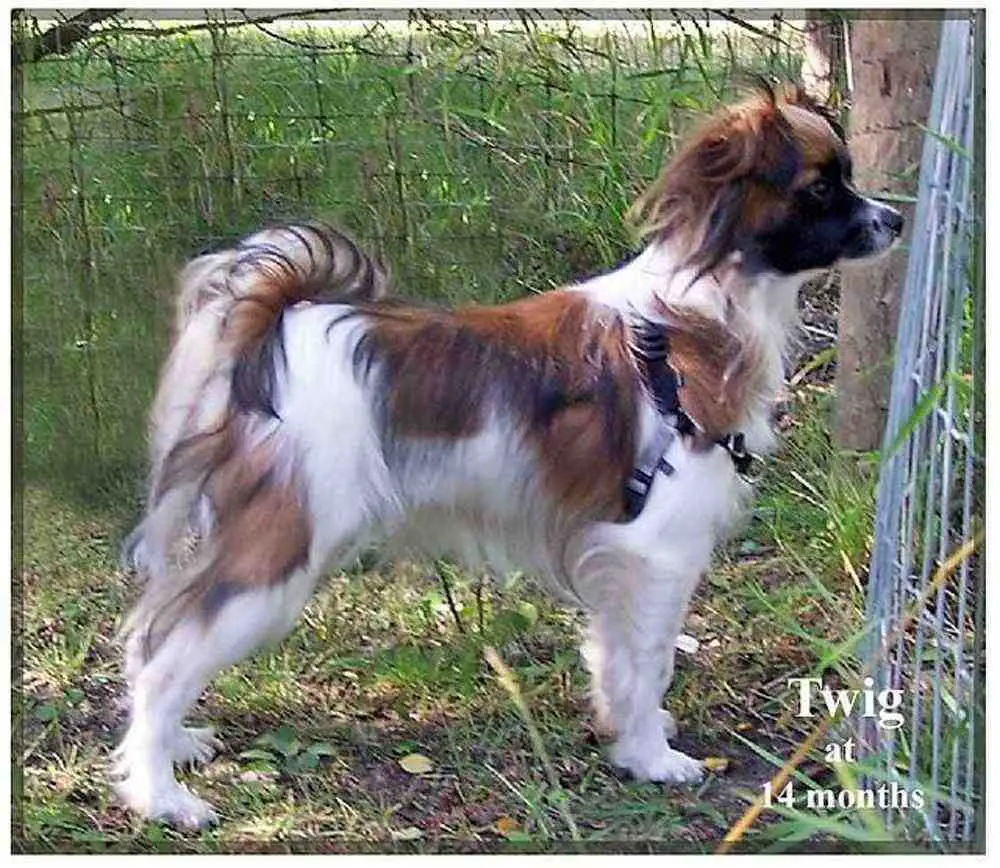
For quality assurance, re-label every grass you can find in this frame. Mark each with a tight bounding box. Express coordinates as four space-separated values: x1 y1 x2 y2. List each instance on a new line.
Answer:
16 382 895 854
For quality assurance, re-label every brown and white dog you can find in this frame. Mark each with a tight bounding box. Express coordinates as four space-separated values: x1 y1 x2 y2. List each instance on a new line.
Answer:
113 84 902 827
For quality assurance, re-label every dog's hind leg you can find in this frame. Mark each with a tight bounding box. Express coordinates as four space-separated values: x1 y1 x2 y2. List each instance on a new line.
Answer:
112 564 322 828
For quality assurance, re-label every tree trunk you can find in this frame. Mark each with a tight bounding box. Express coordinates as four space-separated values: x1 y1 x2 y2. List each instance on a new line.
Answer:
834 17 939 452
801 11 848 108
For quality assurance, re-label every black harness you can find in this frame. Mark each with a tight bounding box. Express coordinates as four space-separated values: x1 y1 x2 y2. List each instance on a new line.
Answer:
623 318 759 521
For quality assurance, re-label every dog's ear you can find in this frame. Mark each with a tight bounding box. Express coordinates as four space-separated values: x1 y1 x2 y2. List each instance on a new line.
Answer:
779 82 847 142
629 96 799 275
698 99 802 190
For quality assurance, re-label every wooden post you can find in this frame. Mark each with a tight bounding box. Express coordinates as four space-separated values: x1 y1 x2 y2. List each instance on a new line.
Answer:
834 15 940 452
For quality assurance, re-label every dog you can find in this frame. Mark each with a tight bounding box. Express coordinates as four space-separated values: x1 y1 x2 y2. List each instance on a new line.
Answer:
111 83 903 828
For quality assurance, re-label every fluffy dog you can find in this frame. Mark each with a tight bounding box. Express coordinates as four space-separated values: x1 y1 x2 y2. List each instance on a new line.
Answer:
113 83 902 827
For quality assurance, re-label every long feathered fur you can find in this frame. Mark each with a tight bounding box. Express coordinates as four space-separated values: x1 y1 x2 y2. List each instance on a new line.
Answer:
121 224 390 656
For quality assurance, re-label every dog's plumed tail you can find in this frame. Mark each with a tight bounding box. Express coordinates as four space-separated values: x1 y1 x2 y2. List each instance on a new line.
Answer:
121 223 388 656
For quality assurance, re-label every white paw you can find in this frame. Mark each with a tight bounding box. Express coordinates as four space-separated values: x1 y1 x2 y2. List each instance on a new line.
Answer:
612 741 704 785
659 708 678 740
115 776 219 830
171 726 223 768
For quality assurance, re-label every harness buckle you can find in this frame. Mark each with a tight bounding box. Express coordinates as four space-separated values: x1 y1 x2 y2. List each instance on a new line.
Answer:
622 421 677 521
719 432 765 483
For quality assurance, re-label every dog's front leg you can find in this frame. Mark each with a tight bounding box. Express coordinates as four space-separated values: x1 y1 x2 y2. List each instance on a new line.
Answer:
579 551 704 785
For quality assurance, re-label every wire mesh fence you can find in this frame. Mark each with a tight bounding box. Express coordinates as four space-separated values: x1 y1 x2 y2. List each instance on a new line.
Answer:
16 10 807 500
859 15 984 848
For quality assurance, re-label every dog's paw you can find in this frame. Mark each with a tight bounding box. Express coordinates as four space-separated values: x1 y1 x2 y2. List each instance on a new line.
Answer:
157 787 219 830
171 726 223 768
116 777 219 830
612 741 704 785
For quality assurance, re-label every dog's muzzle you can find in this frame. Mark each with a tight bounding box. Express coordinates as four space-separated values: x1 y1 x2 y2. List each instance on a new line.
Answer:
866 199 905 239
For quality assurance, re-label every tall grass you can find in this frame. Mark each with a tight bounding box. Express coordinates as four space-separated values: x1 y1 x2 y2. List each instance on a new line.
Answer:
18 14 803 505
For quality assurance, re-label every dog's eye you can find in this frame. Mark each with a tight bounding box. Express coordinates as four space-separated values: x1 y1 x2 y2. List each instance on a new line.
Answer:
806 178 833 202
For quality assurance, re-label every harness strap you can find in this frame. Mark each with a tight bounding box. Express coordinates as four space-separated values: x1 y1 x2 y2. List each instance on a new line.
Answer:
623 418 677 521
623 316 761 521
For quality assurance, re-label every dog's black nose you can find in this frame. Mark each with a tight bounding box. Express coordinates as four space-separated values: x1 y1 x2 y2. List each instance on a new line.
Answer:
877 204 905 237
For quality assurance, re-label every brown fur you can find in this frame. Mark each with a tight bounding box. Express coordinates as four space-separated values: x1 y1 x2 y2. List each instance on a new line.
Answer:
628 83 846 274
359 291 640 519
358 289 765 519
140 423 312 661
202 426 311 591
651 302 763 439
137 428 313 665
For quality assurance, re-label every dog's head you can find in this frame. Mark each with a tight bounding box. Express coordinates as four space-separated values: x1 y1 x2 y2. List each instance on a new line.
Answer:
630 83 904 279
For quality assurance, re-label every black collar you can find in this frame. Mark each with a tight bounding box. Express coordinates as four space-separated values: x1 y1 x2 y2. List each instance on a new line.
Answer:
623 316 759 521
